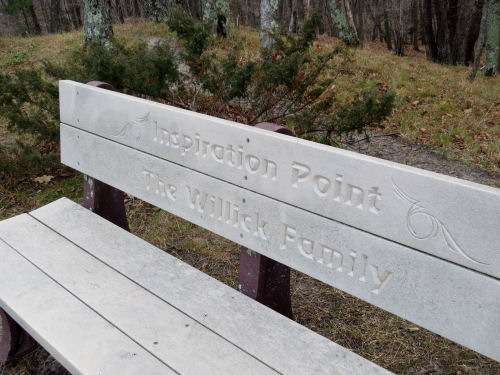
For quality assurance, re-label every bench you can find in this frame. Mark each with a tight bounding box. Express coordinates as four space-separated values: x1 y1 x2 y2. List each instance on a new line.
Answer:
0 80 499 374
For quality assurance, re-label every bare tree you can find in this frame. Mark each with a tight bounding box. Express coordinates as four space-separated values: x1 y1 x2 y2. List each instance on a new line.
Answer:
328 0 358 44
484 0 500 75
83 0 113 45
202 0 232 35
261 0 279 48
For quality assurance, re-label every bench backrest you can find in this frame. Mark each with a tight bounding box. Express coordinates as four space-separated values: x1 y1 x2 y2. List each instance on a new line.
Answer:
59 80 500 362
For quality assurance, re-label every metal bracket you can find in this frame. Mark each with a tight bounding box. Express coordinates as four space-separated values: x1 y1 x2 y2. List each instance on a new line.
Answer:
0 309 37 364
83 81 130 232
238 122 293 318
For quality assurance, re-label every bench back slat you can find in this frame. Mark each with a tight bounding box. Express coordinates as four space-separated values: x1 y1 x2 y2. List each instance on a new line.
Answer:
59 80 500 280
60 123 500 362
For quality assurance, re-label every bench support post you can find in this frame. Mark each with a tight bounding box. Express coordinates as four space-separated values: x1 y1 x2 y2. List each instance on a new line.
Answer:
83 81 129 232
0 309 37 364
83 175 129 231
239 122 293 319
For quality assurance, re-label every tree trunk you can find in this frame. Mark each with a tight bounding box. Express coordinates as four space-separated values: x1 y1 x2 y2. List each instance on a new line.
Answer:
412 0 419 50
260 0 279 49
28 2 42 34
83 0 113 45
384 15 392 50
391 0 406 56
304 0 311 18
20 7 32 34
72 0 84 28
40 0 51 33
132 0 142 17
455 0 478 64
329 0 358 45
113 0 125 23
484 0 500 75
465 0 485 64
202 0 232 36
469 0 489 80
447 0 459 61
433 0 452 63
423 0 438 60
288 0 301 33
353 0 364 47
49 0 62 32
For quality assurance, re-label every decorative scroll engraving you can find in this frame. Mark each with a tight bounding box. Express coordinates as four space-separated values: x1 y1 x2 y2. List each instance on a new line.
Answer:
112 112 151 142
392 180 489 265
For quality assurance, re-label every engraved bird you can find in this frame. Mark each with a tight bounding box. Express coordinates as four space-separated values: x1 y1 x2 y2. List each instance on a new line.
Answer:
112 112 151 142
392 179 488 265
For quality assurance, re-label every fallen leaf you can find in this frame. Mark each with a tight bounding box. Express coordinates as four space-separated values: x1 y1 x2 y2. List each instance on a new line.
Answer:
408 327 420 332
464 108 472 114
33 175 54 184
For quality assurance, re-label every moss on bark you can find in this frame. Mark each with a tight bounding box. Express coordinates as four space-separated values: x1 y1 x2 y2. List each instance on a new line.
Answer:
83 0 113 46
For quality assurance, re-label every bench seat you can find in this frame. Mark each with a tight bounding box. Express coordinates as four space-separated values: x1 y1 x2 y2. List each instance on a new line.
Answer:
0 198 391 375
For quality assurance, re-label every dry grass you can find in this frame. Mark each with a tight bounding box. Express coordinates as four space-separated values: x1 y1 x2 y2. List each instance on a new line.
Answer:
350 40 500 172
1 21 500 375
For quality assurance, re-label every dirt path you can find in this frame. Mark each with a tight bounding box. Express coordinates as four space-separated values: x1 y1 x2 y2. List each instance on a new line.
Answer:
347 133 499 188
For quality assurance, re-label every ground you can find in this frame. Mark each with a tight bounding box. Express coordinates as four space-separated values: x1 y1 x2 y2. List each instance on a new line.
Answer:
0 20 499 375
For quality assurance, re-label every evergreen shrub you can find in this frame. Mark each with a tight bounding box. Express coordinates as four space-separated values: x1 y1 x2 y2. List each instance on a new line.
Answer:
0 14 395 179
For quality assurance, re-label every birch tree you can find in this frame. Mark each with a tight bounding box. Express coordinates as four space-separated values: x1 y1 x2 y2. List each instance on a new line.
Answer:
470 0 500 79
260 0 279 49
83 0 113 45
143 0 177 22
484 0 500 75
329 0 358 45
202 0 231 36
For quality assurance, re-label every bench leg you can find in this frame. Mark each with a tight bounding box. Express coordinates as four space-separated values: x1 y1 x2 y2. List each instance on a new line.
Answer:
0 308 37 364
236 121 294 319
239 248 293 318
82 81 129 231
83 175 130 231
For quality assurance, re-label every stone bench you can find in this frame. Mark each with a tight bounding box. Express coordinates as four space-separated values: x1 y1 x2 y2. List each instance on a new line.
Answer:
0 80 499 374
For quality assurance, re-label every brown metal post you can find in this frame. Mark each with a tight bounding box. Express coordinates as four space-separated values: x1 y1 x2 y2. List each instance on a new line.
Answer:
238 122 294 319
83 81 129 231
0 308 37 364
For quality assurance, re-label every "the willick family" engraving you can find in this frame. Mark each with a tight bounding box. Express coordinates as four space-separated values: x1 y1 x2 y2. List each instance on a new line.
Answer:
142 166 393 295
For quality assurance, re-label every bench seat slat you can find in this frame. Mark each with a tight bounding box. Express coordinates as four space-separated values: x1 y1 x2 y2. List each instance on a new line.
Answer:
29 198 392 375
60 124 500 363
0 214 281 375
0 237 175 375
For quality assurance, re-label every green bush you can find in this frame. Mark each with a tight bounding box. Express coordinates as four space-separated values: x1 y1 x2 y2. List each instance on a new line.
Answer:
0 68 59 143
0 14 396 179
169 13 395 143
46 40 179 98
0 39 180 177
